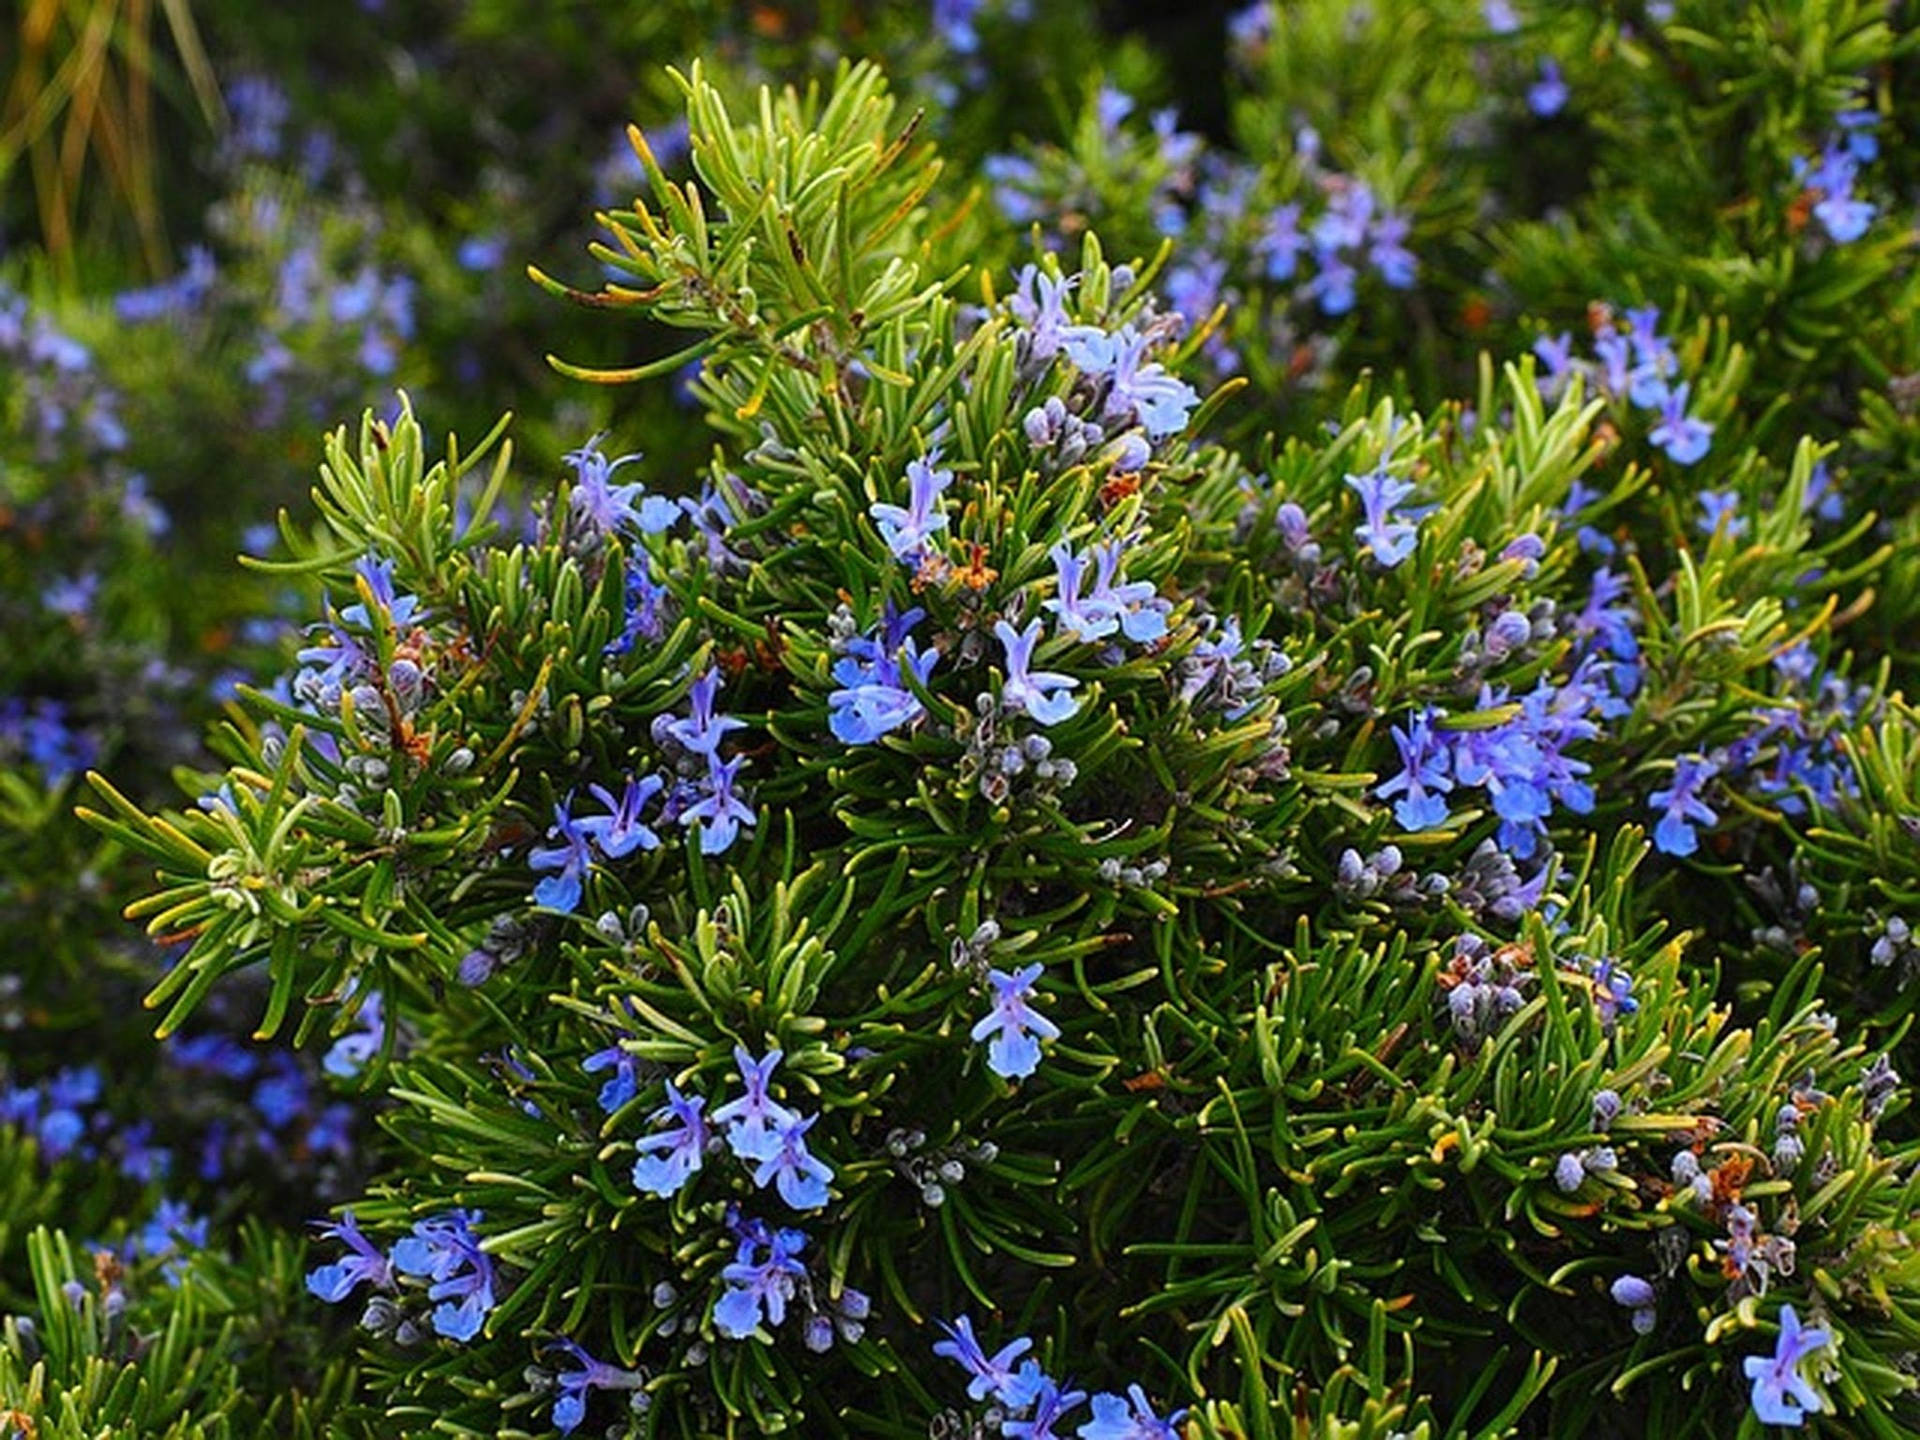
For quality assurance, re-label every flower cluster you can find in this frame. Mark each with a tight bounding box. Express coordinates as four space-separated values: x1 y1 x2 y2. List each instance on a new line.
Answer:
628 1046 834 1210
830 604 940 746
306 1208 498 1343
1378 666 1602 861
1534 304 1714 466
1790 109 1880 244
933 1314 1184 1439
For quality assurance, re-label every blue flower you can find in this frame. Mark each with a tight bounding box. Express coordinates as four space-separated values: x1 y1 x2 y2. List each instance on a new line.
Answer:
631 1081 710 1198
1005 1377 1089 1439
604 555 671 655
131 1198 209 1285
1087 542 1167 644
1346 465 1422 567
1367 211 1417 289
1743 1305 1829 1427
932 1315 1043 1407
830 608 939 745
971 963 1060 1080
1044 543 1114 642
251 1055 310 1129
1527 59 1568 117
751 1111 834 1211
1580 332 1626 406
1259 203 1307 282
391 1209 496 1342
580 774 665 858
530 800 597 912
680 751 756 855
306 1211 394 1302
1533 332 1575 398
711 1047 799 1162
1650 754 1719 856
583 1039 641 1114
343 553 421 630
1304 246 1358 315
1009 266 1076 363
665 669 747 757
713 1224 807 1339
564 435 679 537
1376 707 1454 830
548 1339 645 1435
870 454 953 565
1695 488 1746 537
1650 382 1713 465
1078 1384 1186 1440
1061 325 1199 438
996 618 1080 726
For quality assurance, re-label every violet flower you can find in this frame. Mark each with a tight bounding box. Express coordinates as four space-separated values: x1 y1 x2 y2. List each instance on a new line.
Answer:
971 963 1060 1080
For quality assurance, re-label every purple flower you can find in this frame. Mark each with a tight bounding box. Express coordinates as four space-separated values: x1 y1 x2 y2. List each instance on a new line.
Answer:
871 454 953 564
580 774 665 858
564 435 679 537
1078 1384 1186 1439
1347 465 1422 568
1574 569 1639 662
1088 541 1167 643
530 800 597 912
306 1211 394 1302
1533 331 1575 398
583 1039 640 1114
1623 306 1677 407
1303 246 1358 315
604 555 671 655
1061 325 1199 438
1650 754 1719 857
41 572 99 619
631 1080 710 1198
1805 143 1876 243
713 1224 808 1339
751 1111 834 1211
1527 59 1568 117
1005 1378 1089 1439
131 1199 209 1284
1367 212 1417 289
996 618 1080 726
548 1339 646 1435
1553 1152 1586 1192
1376 707 1454 830
1649 382 1713 465
1743 1305 1829 1427
1695 488 1746 537
665 669 747 757
932 1316 1042 1407
711 1047 799 1162
680 751 756 855
1259 203 1307 282
390 1209 496 1342
971 963 1060 1080
830 609 939 745
1009 266 1076 363
1045 543 1114 642
1592 329 1633 399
